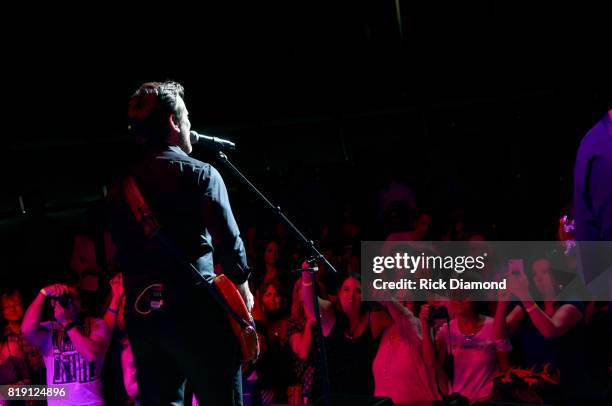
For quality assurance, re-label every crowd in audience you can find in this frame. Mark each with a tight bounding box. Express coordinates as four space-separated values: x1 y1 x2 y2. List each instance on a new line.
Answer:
1 197 610 406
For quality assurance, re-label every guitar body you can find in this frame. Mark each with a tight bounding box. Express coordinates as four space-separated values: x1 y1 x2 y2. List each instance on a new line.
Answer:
213 274 260 362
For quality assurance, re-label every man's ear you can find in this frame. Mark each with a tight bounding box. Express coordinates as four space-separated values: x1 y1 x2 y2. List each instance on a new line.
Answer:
168 114 180 132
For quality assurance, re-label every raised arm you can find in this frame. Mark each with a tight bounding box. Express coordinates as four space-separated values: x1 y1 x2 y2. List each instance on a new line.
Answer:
200 165 253 310
22 284 70 350
300 271 335 336
520 301 582 338
419 304 446 369
200 165 250 285
54 304 110 363
383 300 421 345
508 272 582 338
289 317 317 361
103 272 125 330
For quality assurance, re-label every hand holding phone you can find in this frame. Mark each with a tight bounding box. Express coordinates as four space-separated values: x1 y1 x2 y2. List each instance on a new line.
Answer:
508 259 524 277
508 259 530 300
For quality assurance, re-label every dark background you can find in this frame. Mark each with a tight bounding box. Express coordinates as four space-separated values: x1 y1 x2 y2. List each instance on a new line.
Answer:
1 1 611 286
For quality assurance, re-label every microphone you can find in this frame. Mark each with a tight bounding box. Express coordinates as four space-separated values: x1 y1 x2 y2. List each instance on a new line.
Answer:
190 131 236 151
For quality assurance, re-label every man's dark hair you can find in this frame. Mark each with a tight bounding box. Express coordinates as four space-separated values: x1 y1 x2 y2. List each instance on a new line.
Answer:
128 81 185 145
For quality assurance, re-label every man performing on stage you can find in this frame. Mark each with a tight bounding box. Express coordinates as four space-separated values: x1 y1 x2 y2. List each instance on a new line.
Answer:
109 81 253 405
574 109 612 339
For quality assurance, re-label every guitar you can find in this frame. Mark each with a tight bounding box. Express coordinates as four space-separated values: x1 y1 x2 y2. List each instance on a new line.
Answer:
213 274 260 362
122 175 259 362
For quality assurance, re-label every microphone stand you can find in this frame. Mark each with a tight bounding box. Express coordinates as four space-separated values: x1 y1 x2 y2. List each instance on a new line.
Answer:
215 151 335 406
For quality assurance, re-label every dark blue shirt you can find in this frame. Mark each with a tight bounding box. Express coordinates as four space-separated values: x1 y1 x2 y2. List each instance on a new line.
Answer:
574 112 612 286
109 145 250 309
574 112 612 241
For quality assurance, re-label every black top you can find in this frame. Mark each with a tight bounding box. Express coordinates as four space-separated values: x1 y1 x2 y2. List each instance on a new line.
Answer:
109 145 250 311
254 319 296 399
512 301 588 388
324 314 379 396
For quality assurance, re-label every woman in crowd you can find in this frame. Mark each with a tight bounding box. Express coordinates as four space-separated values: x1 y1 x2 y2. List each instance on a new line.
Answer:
1 317 30 406
300 271 390 398
373 300 439 405
250 240 292 299
252 279 295 404
420 296 511 404
286 278 319 403
500 258 593 405
1 289 44 388
411 211 433 241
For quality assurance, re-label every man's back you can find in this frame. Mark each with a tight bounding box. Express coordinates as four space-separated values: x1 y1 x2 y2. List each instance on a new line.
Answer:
110 145 249 302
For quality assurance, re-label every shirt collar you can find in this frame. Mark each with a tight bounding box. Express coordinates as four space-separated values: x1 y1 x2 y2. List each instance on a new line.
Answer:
167 144 189 157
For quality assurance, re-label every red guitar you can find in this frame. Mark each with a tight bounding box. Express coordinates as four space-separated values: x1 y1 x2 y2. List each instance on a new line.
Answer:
213 274 260 362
